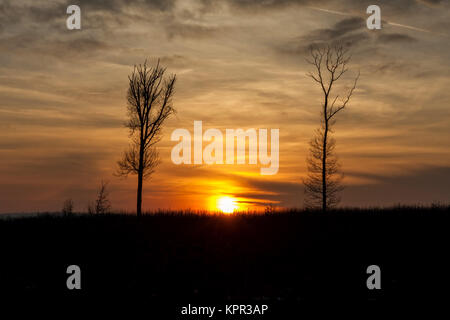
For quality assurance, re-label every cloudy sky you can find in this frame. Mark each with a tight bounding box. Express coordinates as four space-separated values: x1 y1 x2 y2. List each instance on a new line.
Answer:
0 0 449 213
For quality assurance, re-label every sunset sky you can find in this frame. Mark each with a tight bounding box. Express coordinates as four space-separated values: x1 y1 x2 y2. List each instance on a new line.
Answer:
1 0 449 213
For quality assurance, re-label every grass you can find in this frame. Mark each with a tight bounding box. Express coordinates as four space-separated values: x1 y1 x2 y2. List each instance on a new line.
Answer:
0 205 449 302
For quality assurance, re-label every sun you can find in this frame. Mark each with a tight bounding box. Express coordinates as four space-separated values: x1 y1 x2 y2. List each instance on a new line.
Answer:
217 196 237 214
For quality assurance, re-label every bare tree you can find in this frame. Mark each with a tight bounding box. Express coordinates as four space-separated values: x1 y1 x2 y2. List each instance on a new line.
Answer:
304 44 359 211
116 60 176 216
87 202 95 215
62 198 74 216
88 180 111 214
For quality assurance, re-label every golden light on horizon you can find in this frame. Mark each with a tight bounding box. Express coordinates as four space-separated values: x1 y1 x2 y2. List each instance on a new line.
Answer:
217 196 238 214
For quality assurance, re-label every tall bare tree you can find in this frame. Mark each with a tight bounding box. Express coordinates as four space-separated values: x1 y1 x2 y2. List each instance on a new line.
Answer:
117 60 176 216
304 44 359 211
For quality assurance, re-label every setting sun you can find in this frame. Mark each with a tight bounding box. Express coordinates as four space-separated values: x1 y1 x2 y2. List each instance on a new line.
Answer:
217 196 237 214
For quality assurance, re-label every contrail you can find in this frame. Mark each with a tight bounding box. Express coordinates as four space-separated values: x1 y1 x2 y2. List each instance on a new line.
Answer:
385 21 432 34
306 6 448 37
307 6 351 17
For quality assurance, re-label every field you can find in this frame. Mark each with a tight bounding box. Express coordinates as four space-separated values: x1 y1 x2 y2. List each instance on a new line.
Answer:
1 206 449 309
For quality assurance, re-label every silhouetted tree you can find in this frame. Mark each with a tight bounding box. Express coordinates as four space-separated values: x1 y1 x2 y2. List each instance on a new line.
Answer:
88 180 111 214
87 202 94 215
95 180 111 214
116 60 176 216
62 198 74 216
304 44 359 211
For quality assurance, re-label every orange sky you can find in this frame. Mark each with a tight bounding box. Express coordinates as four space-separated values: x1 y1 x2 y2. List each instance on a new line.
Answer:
0 0 449 213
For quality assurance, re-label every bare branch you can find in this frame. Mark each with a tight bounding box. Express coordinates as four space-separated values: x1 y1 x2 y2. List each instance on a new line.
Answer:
328 70 359 120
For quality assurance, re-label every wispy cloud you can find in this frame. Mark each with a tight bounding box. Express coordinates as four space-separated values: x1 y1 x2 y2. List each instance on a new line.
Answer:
307 5 448 37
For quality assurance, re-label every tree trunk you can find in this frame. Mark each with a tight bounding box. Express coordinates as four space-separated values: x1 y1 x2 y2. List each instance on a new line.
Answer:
322 97 328 212
322 125 328 212
136 137 145 217
136 169 143 217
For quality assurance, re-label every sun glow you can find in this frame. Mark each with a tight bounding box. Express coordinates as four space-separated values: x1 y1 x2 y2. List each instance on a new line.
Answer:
217 196 237 214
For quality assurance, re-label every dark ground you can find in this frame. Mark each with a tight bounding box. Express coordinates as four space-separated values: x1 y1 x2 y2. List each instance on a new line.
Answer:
1 207 449 314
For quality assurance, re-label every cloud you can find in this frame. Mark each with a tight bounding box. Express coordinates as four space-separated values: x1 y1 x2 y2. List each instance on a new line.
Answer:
165 22 228 39
275 17 368 56
0 34 111 60
417 0 444 7
225 0 317 11
0 0 176 38
343 166 450 206
221 166 450 208
276 14 421 59
0 110 123 130
50 0 175 15
376 33 417 44
316 17 366 39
